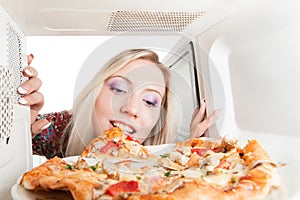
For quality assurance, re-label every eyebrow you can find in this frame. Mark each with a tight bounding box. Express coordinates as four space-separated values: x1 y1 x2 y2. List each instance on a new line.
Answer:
144 88 164 99
107 75 133 85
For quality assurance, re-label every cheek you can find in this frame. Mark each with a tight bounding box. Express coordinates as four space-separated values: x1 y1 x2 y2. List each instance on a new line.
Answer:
135 108 161 143
151 107 161 123
141 107 161 127
94 89 114 123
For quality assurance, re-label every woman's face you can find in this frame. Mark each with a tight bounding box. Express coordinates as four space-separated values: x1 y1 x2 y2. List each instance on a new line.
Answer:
93 59 166 143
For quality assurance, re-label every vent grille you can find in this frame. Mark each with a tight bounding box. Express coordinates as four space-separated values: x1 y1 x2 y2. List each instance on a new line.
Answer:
7 23 26 104
0 23 26 143
0 66 14 142
108 11 205 32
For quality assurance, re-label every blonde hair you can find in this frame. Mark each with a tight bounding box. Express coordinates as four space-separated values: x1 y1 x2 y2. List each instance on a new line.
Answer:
65 49 178 156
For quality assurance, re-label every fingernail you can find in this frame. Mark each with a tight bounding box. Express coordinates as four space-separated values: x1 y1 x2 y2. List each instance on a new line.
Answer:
41 122 51 130
201 98 206 104
25 69 33 76
17 87 27 94
19 97 28 105
29 54 34 60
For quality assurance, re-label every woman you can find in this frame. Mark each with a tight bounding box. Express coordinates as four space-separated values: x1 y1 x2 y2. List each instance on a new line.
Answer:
20 49 216 159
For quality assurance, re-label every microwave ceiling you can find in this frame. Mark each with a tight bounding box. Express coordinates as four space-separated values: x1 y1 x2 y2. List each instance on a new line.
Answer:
0 0 245 36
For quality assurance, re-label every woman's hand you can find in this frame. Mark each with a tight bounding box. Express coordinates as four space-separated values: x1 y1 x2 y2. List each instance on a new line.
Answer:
18 54 50 136
189 99 219 138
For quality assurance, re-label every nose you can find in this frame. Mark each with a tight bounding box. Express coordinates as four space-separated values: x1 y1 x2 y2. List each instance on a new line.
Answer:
120 95 139 119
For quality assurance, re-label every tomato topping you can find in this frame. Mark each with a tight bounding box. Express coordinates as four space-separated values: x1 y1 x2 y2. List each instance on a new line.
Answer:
191 148 208 156
100 141 117 153
212 147 221 153
125 135 140 144
126 135 134 141
116 139 123 147
106 180 140 197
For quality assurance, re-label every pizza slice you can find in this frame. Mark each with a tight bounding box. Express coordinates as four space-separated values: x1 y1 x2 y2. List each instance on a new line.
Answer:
81 127 155 160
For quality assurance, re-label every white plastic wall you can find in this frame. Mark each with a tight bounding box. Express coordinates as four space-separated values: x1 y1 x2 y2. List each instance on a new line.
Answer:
192 0 300 199
0 4 32 199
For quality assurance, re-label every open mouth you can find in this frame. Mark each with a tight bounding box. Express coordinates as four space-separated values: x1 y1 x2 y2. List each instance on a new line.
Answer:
110 120 136 135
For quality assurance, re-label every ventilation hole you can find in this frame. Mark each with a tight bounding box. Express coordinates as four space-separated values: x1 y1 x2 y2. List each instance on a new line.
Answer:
107 11 205 32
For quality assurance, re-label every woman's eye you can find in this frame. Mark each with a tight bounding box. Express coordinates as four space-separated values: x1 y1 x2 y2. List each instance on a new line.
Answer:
107 80 129 94
110 85 127 94
143 99 157 107
142 94 160 107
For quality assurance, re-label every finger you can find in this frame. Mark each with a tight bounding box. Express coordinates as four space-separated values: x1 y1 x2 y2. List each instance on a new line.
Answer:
18 91 44 107
27 54 34 65
190 108 201 132
194 118 211 138
22 66 38 78
19 91 44 123
191 108 199 120
198 98 206 116
193 99 206 123
17 77 42 95
194 109 221 138
190 99 206 136
207 109 220 125
31 119 51 137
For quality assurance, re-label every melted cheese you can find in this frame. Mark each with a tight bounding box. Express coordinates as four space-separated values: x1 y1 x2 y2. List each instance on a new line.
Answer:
203 173 231 188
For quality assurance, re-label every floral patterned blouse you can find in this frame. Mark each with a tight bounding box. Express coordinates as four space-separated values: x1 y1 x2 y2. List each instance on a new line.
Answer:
32 110 72 159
